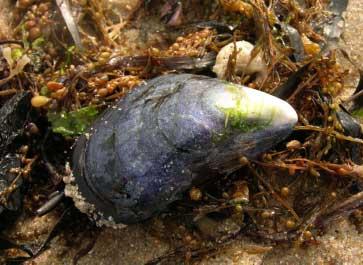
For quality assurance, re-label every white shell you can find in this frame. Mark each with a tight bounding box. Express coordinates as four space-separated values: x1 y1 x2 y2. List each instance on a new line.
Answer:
213 40 267 80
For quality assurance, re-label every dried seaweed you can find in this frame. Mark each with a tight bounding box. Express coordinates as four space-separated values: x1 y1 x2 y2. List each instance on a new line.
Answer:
0 0 362 263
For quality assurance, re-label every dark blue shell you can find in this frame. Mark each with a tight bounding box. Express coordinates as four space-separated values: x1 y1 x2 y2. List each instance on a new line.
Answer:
72 74 297 224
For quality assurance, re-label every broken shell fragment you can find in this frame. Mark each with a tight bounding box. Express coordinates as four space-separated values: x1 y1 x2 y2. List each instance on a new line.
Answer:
68 74 297 225
213 40 267 80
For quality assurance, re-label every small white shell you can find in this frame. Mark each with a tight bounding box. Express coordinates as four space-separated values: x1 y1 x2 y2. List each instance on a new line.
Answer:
213 40 267 80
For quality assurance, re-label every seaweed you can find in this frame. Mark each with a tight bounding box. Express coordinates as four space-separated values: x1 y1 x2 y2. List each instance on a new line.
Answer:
47 106 99 137
0 0 362 263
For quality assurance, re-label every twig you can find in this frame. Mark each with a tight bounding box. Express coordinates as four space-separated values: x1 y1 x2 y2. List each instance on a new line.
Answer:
315 191 363 228
0 88 17 97
0 40 23 46
294 125 363 144
248 164 301 222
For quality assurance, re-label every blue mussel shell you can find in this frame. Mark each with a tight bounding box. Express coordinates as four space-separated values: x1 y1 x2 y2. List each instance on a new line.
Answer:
71 74 298 224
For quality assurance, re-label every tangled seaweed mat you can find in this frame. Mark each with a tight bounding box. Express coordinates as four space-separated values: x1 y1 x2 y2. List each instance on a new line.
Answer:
17 0 363 264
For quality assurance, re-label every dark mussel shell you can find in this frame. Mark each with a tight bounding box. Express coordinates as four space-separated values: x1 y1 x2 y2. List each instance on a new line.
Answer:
69 74 297 225
0 92 31 227
0 92 31 157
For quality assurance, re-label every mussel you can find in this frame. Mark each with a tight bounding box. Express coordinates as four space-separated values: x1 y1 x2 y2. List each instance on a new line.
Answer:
67 74 298 225
0 92 31 227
